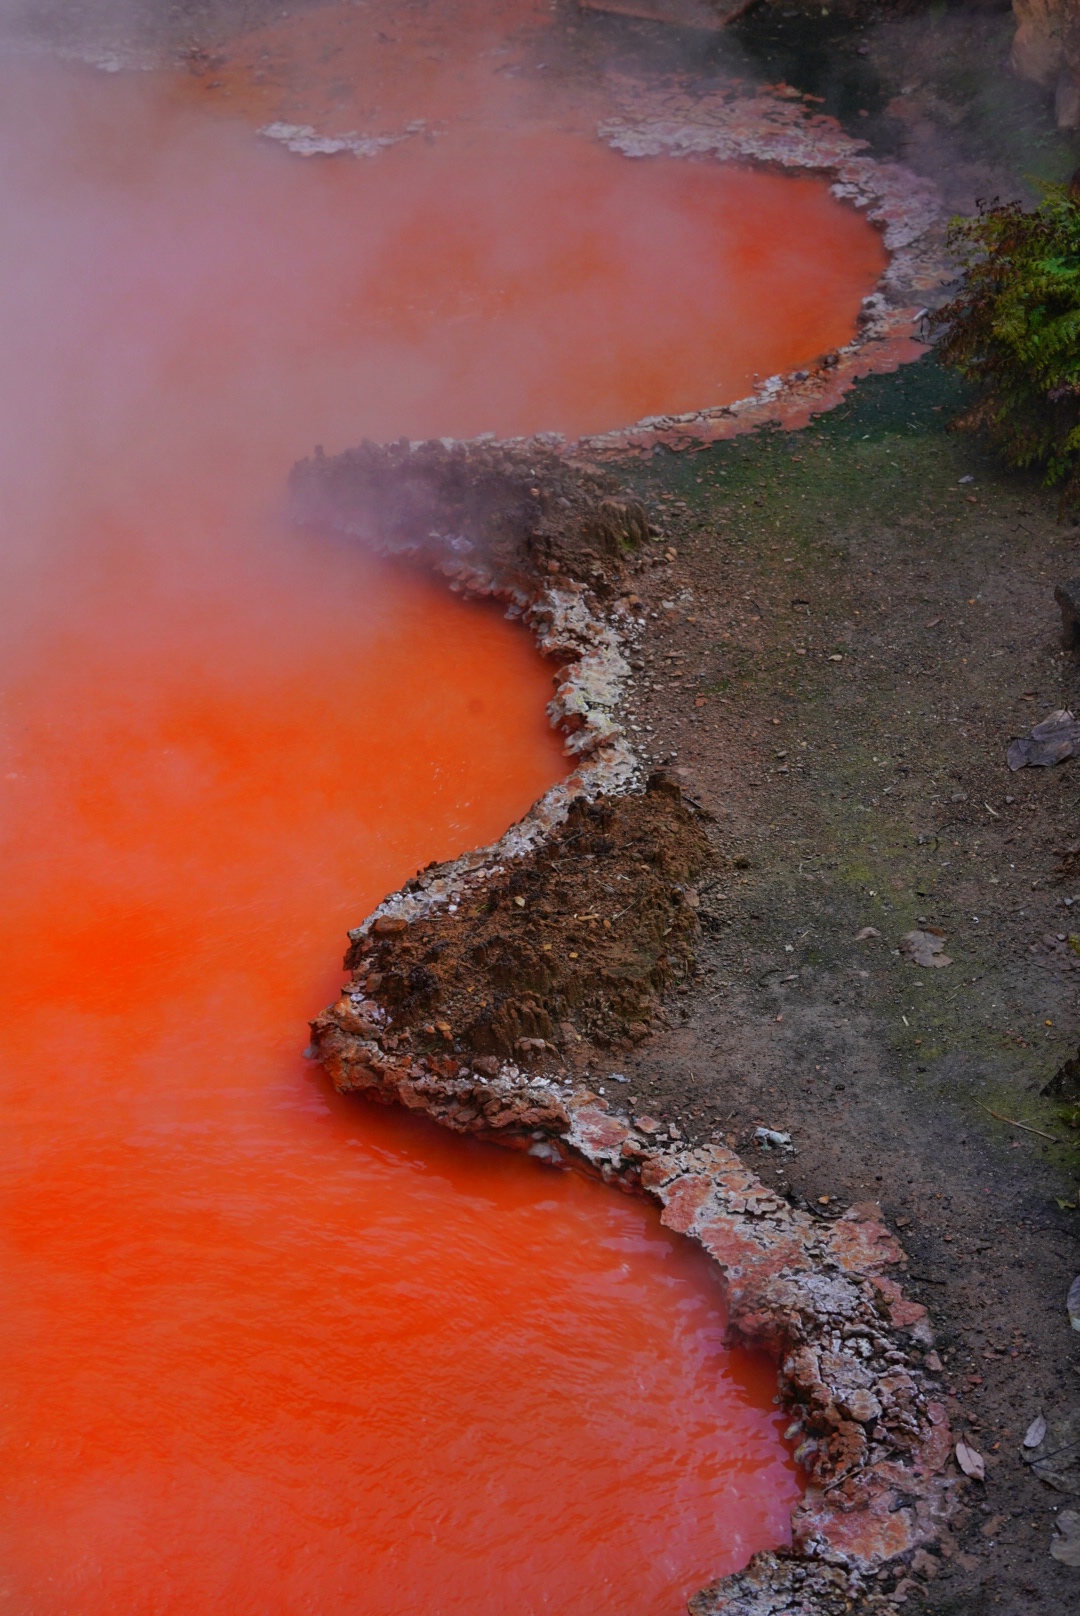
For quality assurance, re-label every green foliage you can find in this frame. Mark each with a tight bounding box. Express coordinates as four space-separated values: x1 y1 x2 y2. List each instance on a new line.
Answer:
929 187 1080 510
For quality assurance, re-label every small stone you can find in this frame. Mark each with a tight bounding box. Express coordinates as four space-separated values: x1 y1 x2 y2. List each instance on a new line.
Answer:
910 1551 939 1580
373 915 408 936
843 1387 883 1423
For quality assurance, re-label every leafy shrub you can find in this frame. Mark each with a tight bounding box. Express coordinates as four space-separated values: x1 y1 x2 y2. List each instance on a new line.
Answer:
929 185 1080 511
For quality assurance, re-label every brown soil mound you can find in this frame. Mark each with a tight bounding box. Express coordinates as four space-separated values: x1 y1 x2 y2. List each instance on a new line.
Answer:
313 772 713 1075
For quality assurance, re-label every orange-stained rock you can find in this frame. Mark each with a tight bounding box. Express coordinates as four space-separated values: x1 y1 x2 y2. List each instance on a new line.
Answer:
823 1207 905 1273
871 1273 929 1330
800 1485 920 1564
697 1214 810 1281
657 1174 715 1233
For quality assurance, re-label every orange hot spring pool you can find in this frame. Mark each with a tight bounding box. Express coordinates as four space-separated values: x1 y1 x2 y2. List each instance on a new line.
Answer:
0 22 892 1615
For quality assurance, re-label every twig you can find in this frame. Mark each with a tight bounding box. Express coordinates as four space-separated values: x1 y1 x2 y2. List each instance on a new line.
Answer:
1024 1436 1080 1466
823 1460 868 1494
977 1102 1059 1143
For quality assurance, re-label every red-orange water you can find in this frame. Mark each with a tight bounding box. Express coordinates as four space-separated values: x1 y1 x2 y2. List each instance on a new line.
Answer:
0 34 884 1613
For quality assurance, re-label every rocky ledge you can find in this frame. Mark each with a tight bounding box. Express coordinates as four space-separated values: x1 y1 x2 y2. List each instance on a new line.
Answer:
295 439 957 1615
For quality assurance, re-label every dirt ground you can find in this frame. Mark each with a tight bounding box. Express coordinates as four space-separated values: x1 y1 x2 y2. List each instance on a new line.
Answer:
11 0 1080 1610
600 354 1080 1612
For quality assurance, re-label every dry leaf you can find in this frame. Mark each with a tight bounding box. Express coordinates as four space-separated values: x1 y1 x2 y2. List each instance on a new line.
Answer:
956 1441 986 1480
1023 1415 1047 1449
900 929 953 969
854 926 881 942
1008 709 1080 771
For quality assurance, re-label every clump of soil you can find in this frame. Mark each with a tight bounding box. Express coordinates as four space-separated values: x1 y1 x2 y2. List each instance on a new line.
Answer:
315 772 713 1071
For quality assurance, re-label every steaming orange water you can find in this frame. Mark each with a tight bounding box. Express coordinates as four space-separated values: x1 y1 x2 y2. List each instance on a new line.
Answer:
0 36 903 1613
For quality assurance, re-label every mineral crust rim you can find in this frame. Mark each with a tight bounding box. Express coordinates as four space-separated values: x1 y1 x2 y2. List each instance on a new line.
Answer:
302 459 959 1616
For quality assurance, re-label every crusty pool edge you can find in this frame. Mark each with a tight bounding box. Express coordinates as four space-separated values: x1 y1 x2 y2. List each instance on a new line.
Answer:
297 438 958 1616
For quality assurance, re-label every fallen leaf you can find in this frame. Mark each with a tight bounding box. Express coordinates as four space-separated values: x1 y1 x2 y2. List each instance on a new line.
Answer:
899 929 953 968
925 616 943 628
956 1441 986 1480
1008 709 1080 771
854 926 881 942
1023 1415 1047 1449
